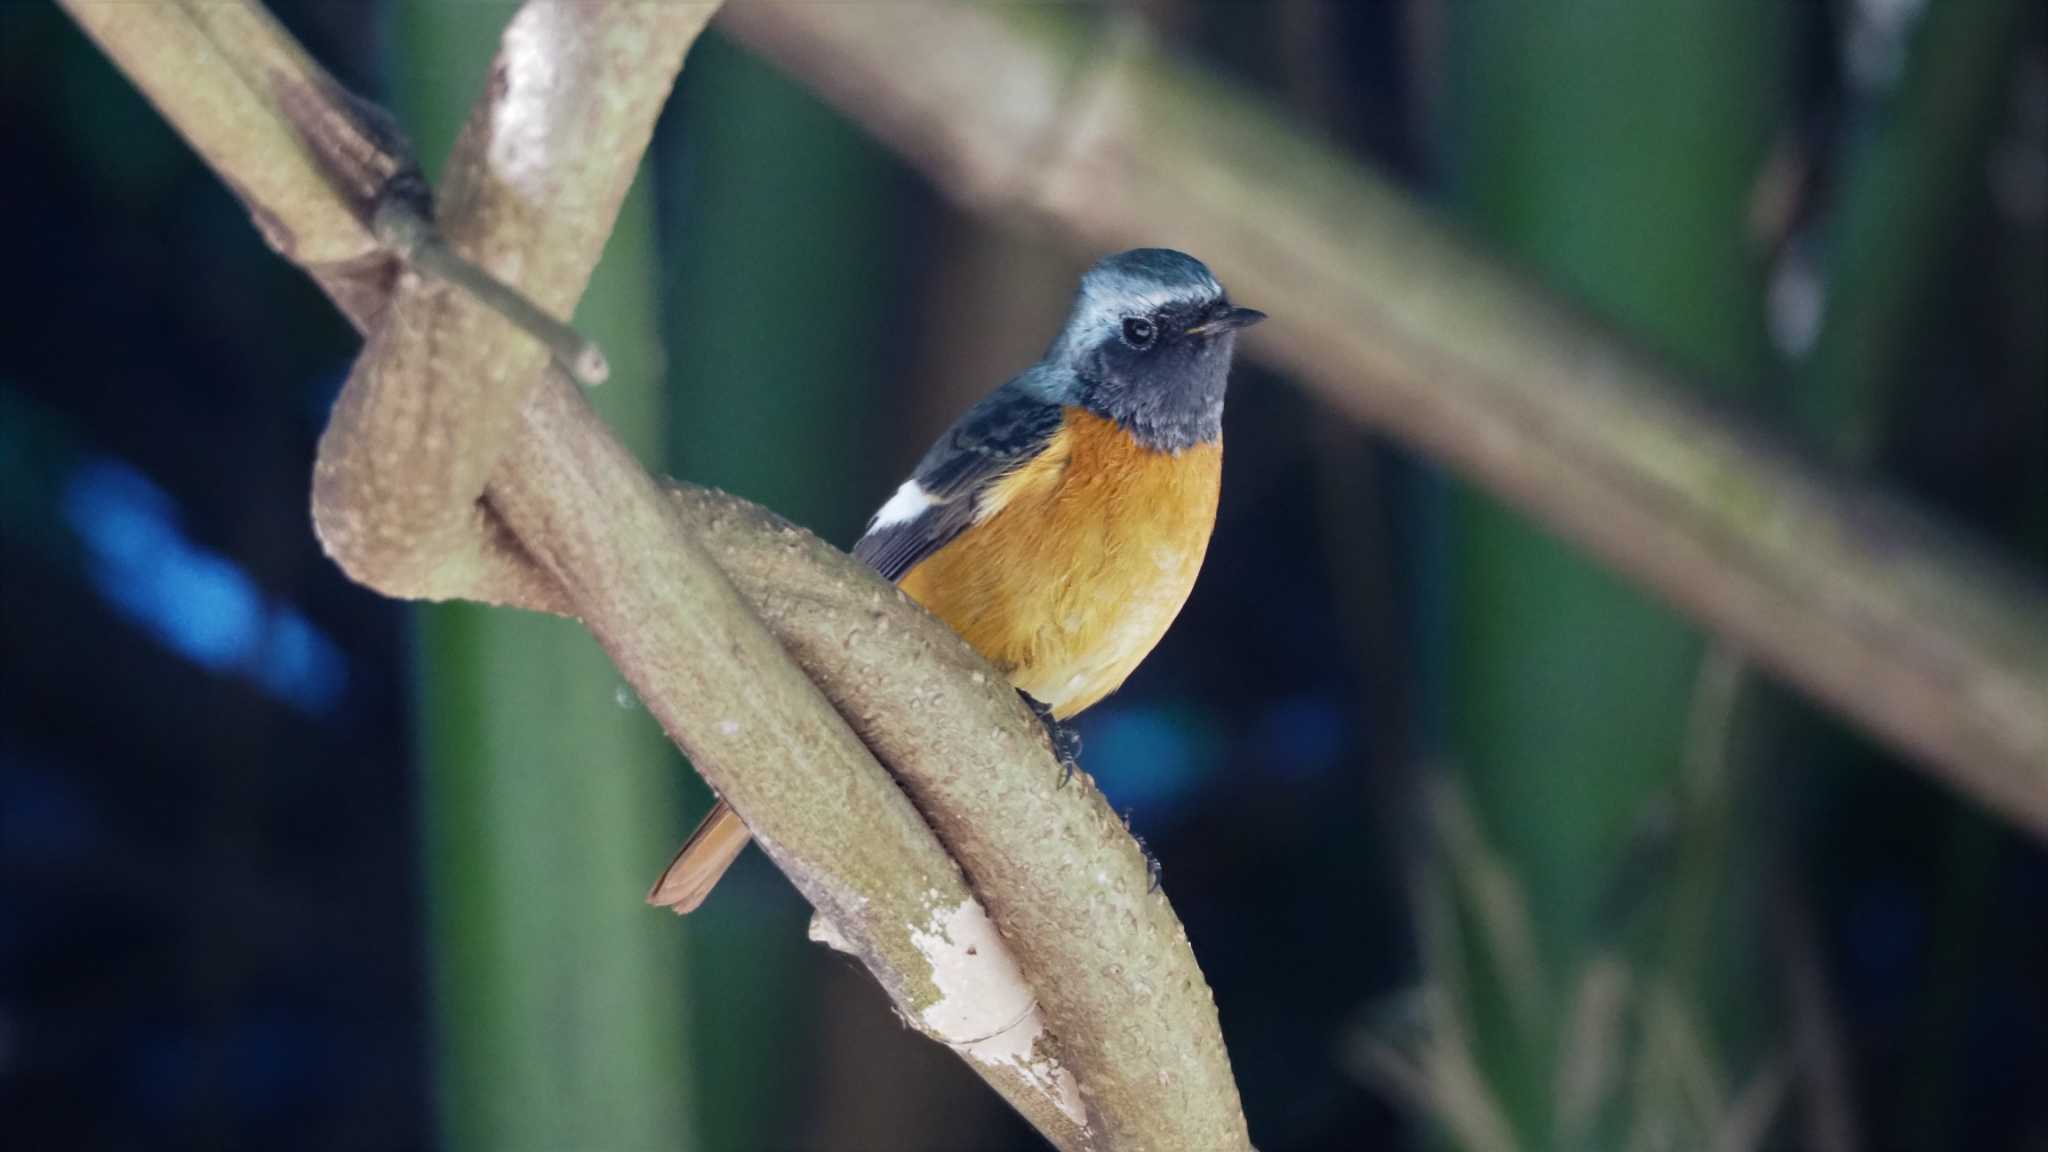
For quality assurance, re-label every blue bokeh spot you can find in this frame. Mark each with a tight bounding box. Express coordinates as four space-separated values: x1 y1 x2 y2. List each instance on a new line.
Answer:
1250 695 1345 781
61 456 346 717
1076 704 1222 824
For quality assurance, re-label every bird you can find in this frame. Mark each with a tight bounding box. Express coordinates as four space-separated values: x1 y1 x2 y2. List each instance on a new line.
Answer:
649 248 1265 914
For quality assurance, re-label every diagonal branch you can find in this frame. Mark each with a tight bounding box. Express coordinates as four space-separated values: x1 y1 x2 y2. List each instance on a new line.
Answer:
61 0 405 327
722 2 2048 831
59 1 1253 1148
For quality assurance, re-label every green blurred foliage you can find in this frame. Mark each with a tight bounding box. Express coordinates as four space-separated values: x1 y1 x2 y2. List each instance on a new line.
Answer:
1440 1 1784 1144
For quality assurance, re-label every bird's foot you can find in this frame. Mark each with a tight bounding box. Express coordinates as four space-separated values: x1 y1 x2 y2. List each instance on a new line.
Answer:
1020 691 1084 786
1129 822 1163 893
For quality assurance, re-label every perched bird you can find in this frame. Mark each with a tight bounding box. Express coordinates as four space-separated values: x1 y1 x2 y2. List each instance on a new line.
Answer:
650 248 1264 914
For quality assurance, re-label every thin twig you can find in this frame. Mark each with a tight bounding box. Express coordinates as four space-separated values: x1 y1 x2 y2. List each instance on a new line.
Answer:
370 194 610 386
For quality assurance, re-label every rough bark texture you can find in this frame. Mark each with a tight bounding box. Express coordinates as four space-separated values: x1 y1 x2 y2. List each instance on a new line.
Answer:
661 486 1245 1146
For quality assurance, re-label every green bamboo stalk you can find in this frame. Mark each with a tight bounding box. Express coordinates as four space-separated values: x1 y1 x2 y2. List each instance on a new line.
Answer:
395 5 695 1150
1443 3 1784 1142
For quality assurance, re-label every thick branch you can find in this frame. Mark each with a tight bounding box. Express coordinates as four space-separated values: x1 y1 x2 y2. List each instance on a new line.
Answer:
310 5 1107 1145
59 0 407 327
721 3 2048 827
347 412 1251 1147
660 485 1246 1143
497 375 1100 1148
62 0 1252 1146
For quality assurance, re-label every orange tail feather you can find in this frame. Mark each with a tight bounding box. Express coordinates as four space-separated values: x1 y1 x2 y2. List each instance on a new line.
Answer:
647 799 751 915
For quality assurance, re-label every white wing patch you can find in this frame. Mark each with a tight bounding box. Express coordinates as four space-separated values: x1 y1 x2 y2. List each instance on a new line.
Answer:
869 480 935 530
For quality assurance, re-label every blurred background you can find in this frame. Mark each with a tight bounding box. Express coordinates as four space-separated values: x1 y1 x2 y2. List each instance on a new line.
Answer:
3 2 2045 1149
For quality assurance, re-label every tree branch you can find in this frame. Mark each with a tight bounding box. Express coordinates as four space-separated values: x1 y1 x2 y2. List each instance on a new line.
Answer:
61 1 1254 1147
721 2 2048 829
60 0 405 327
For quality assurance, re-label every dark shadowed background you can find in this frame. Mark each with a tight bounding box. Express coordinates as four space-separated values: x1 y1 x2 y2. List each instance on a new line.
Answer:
3 2 2045 1149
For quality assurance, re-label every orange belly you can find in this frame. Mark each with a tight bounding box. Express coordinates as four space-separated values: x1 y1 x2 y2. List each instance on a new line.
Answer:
896 407 1221 719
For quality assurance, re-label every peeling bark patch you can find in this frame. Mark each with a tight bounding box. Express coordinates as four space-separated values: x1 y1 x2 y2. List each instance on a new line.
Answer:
912 900 1088 1129
808 913 856 955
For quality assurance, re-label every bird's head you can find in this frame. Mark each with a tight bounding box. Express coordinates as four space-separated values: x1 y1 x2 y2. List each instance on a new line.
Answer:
1045 248 1264 453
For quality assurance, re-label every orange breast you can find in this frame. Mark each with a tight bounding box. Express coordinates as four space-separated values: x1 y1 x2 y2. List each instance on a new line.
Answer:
896 407 1221 719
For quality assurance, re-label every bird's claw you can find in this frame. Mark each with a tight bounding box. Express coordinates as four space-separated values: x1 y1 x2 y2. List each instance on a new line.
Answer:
1132 829 1163 893
1021 692 1083 786
1052 726 1084 786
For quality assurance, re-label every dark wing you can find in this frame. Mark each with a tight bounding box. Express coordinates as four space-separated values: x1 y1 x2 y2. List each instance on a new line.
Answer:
854 382 1064 582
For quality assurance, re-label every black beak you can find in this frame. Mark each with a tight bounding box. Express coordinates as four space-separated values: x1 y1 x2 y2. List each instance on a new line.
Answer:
1185 306 1267 337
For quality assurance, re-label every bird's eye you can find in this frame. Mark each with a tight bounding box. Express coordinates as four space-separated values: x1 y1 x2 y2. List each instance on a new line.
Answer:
1121 316 1157 349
